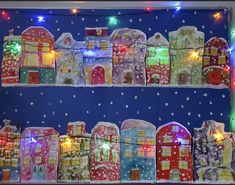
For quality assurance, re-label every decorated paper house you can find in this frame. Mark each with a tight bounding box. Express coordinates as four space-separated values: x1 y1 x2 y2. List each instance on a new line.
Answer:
83 27 112 85
20 26 56 84
0 120 21 182
1 29 21 84
20 127 59 182
194 120 235 182
90 122 120 181
169 26 204 85
58 121 90 182
146 32 170 84
110 28 146 85
120 119 156 182
55 33 85 85
156 122 193 182
202 37 230 87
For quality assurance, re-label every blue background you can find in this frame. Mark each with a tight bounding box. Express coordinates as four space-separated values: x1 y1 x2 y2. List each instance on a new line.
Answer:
0 9 231 134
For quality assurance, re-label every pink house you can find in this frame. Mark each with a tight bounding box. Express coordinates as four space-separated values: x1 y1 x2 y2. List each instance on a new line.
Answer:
20 127 59 182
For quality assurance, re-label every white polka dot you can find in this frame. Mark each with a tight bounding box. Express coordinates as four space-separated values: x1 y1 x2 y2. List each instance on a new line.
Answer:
139 18 142 22
186 97 190 101
203 93 208 97
121 92 124 96
110 101 113 105
19 93 23 96
98 103 101 106
182 20 185 23
181 105 184 108
103 115 106 118
156 92 160 96
30 102 34 106
26 121 30 124
43 114 46 118
59 100 63 103
187 122 190 125
198 114 201 117
209 101 213 105
220 113 223 116
73 95 76 98
171 113 174 116
71 21 74 24
118 12 121 15
58 124 61 128
165 102 169 106
137 110 140 114
148 106 151 110
65 113 68 116
77 33 80 36
175 91 178 94
81 17 85 21
96 19 98 22
222 94 226 98
155 16 158 19
134 96 138 100
148 27 152 31
210 30 213 34
129 19 133 22
202 25 205 29
40 92 44 95
158 117 162 121
86 110 90 114
125 105 129 108
194 91 197 94
57 28 60 31
188 112 191 116
17 26 20 29
55 20 58 23
210 112 213 115
91 90 95 94
165 29 168 33
41 121 45 124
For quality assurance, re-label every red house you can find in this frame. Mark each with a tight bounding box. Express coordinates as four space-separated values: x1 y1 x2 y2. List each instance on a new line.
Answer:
202 37 230 87
156 122 192 182
90 122 120 181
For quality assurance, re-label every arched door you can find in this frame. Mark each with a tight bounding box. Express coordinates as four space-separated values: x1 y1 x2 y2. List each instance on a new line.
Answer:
91 66 105 84
178 70 191 85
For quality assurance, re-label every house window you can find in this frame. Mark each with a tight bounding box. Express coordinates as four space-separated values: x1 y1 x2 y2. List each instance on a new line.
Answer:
137 130 145 137
179 160 188 169
125 138 131 145
172 126 179 132
24 42 38 52
103 149 110 162
137 148 145 157
95 135 102 146
162 147 171 156
94 149 101 162
137 138 144 145
42 53 54 66
218 56 226 65
163 135 172 143
112 149 118 162
204 48 210 56
146 138 155 145
88 41 95 49
42 43 50 52
203 57 210 66
148 47 156 57
146 149 155 157
161 160 170 170
35 144 42 153
125 149 132 157
221 50 228 57
23 54 39 67
101 41 107 50
210 47 218 56
179 147 189 157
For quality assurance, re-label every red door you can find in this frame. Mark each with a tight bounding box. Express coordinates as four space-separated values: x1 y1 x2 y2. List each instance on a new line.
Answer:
28 71 40 84
91 66 105 84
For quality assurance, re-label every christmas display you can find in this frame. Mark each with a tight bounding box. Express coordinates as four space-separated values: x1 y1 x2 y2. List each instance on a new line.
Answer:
146 32 170 85
83 27 112 85
156 122 193 182
202 37 230 87
169 26 204 85
1 29 21 84
20 26 56 84
0 119 21 182
120 119 156 182
58 121 90 182
20 127 59 182
55 33 85 85
193 120 235 182
90 122 120 181
110 28 146 85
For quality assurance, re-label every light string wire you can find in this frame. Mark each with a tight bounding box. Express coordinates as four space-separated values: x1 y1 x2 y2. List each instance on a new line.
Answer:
16 131 234 147
3 8 231 18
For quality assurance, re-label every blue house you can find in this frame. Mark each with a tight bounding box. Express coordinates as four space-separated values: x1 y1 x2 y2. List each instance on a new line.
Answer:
120 119 156 182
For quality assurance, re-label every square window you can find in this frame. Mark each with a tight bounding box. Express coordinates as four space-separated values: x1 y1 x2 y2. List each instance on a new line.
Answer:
162 147 171 156
179 160 188 169
137 148 145 157
163 135 172 143
179 147 189 157
42 53 54 66
161 160 170 170
88 41 95 49
137 130 145 137
125 149 132 157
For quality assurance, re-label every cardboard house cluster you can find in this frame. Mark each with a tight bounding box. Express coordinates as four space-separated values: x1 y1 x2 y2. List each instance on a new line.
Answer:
1 26 231 87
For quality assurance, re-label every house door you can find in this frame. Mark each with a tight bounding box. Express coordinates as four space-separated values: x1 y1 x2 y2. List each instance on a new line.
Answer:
91 66 105 84
170 169 180 181
131 168 140 181
28 71 40 84
178 71 191 85
122 70 133 84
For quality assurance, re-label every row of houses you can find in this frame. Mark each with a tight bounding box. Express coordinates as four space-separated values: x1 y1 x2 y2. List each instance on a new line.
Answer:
0 119 234 183
1 26 230 87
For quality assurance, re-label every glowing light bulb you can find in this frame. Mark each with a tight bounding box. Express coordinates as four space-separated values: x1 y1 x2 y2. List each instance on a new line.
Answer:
15 44 21 53
102 143 110 150
176 6 181 11
37 16 45 22
213 130 224 141
213 12 222 20
108 16 118 26
145 7 153 12
71 8 78 14
31 137 37 143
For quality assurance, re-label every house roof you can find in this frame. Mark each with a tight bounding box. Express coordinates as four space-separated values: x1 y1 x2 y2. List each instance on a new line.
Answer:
121 119 156 130
21 26 54 38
